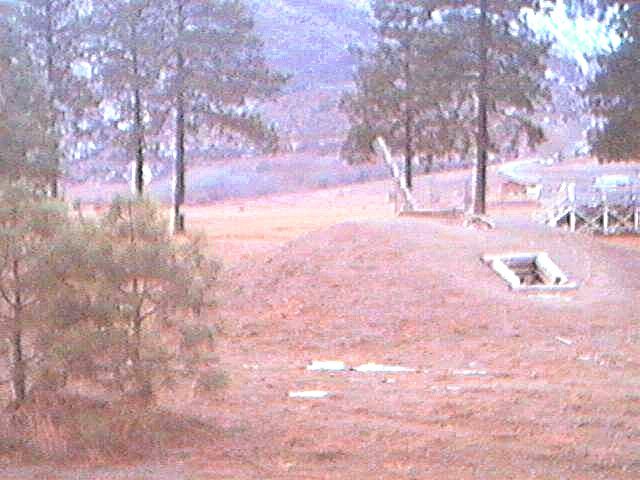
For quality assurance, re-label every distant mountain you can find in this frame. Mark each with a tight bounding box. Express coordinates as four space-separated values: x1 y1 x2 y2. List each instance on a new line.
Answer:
249 1 592 158
246 1 374 153
249 0 373 89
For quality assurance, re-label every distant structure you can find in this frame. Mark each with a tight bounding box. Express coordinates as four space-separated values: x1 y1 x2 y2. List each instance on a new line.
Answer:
373 136 482 223
545 179 640 235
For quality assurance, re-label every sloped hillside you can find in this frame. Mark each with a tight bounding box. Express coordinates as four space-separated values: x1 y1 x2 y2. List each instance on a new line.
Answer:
198 218 640 478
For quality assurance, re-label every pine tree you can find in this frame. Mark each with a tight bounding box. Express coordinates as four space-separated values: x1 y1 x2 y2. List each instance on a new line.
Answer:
0 13 57 187
585 5 640 162
0 184 73 407
0 19 86 408
90 197 217 399
343 1 550 214
163 0 287 233
88 0 166 196
16 0 90 198
341 1 435 190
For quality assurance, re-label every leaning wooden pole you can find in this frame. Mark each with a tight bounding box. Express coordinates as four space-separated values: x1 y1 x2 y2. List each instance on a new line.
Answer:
373 137 417 212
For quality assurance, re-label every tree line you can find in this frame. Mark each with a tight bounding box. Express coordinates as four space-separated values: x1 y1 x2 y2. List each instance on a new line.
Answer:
10 0 286 232
1 0 638 413
0 0 252 410
341 0 639 214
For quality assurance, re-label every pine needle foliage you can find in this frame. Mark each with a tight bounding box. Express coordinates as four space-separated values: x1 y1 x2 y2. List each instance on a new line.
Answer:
341 1 550 193
585 6 640 162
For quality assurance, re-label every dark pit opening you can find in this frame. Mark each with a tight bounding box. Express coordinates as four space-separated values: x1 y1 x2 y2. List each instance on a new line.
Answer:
504 258 558 286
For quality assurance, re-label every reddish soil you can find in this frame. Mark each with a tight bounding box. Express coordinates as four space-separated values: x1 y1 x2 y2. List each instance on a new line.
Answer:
3 171 640 479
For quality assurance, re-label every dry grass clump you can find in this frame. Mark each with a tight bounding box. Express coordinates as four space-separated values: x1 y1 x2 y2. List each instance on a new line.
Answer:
0 391 206 464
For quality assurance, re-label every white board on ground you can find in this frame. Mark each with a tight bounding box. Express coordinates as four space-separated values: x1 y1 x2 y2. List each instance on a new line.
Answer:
354 363 416 373
289 390 331 399
306 361 347 372
452 369 488 376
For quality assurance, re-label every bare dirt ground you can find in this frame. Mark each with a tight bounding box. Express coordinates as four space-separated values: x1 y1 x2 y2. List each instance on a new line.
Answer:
4 165 640 479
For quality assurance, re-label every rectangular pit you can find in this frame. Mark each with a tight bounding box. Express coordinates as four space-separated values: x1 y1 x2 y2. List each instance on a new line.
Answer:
482 252 577 292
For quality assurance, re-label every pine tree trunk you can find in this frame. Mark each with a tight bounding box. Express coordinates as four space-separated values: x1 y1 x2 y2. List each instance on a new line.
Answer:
130 279 151 399
131 316 151 398
132 45 144 196
172 3 186 234
134 87 145 196
45 1 59 199
9 260 25 407
473 0 489 215
405 109 413 191
402 8 413 191
8 329 26 407
132 7 145 197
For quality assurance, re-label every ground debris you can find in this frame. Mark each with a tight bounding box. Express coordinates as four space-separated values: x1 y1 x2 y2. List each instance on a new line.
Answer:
288 390 331 399
353 363 416 373
452 369 488 376
306 360 347 372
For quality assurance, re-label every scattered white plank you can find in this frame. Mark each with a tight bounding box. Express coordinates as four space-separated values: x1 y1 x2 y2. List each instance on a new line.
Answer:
452 369 488 377
288 390 331 399
306 360 347 372
353 363 416 373
555 336 574 346
529 294 573 302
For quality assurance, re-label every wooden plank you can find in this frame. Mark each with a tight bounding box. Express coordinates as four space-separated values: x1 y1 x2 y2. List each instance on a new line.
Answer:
372 137 418 213
398 209 463 219
535 252 567 285
490 259 521 289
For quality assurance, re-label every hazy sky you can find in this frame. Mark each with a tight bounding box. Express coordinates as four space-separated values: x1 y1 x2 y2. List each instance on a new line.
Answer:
348 0 620 72
525 0 621 71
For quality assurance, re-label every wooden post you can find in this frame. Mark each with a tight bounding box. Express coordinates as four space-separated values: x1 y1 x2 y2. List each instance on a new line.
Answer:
603 192 609 235
570 207 576 233
463 178 472 213
568 182 576 232
535 252 567 285
491 259 521 289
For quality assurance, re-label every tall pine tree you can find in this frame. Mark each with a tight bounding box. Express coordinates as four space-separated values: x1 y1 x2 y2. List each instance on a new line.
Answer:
342 1 550 206
0 12 57 187
585 5 640 162
163 0 286 233
16 0 90 198
88 0 166 196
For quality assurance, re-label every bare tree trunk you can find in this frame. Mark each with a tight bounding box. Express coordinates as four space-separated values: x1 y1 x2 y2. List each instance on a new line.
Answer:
129 266 151 398
132 39 145 196
402 7 414 191
8 330 26 407
473 0 489 215
172 3 186 234
130 313 151 398
133 87 145 196
9 260 25 407
405 109 413 190
45 1 59 199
